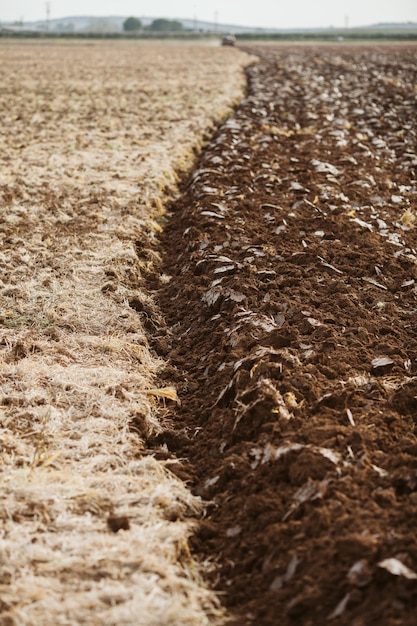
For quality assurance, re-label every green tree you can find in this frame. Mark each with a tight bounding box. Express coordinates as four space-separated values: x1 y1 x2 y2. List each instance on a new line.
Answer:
148 18 183 31
123 16 142 32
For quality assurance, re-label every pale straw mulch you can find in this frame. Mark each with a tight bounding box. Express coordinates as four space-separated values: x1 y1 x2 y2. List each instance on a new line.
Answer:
0 40 253 625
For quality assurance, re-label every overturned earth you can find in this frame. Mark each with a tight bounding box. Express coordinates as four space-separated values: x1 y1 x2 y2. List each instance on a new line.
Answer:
140 43 417 625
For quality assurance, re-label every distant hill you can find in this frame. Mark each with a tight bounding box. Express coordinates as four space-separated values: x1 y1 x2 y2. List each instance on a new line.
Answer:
371 21 417 29
1 15 266 34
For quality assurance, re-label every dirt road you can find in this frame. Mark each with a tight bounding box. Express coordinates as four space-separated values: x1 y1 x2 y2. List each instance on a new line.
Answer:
152 44 417 625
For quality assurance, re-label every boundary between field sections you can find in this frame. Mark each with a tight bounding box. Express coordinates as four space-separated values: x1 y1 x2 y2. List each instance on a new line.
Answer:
146 49 264 624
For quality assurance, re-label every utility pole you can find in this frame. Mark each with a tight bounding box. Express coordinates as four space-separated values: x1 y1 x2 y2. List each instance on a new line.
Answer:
214 10 218 33
46 2 51 31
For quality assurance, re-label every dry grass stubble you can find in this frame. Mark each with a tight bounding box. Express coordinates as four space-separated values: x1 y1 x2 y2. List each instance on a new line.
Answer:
0 41 252 625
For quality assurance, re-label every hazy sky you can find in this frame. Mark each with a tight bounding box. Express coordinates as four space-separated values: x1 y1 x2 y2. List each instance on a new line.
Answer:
1 0 417 29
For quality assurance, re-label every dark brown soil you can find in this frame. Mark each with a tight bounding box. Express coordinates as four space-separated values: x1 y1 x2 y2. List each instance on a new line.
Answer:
153 44 417 625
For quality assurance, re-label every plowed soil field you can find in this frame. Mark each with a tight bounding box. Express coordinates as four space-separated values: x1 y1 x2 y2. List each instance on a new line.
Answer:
153 44 417 625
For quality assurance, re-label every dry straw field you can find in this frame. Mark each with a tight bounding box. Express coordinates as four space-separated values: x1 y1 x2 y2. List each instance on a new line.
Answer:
0 40 251 625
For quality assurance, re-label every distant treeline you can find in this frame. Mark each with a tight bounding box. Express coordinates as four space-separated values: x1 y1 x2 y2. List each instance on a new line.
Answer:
236 31 417 41
1 30 416 41
0 31 214 39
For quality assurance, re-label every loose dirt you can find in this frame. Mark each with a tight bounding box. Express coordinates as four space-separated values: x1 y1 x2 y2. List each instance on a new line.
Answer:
154 44 417 625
